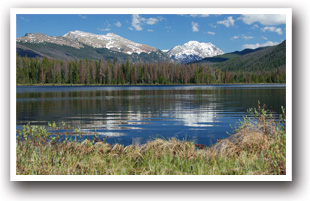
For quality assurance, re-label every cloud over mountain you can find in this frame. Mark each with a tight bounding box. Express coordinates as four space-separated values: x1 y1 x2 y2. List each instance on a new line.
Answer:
243 41 280 49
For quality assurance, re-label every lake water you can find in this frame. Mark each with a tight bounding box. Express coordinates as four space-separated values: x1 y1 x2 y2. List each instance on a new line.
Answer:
16 84 286 147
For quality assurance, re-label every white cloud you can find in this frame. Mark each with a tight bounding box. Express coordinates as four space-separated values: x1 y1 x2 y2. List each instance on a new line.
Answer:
19 16 29 22
251 24 259 29
158 16 166 21
275 29 283 35
231 35 239 40
131 14 160 31
241 14 286 25
208 31 215 35
145 18 158 25
210 24 217 28
97 27 111 32
261 36 268 40
261 26 283 35
147 29 154 32
98 21 111 32
243 35 254 40
217 16 235 27
231 34 253 40
243 41 280 49
132 14 143 31
115 21 122 27
191 21 199 32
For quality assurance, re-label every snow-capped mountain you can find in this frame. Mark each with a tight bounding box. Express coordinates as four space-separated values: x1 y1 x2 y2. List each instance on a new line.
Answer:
16 31 223 64
17 30 158 55
16 33 83 49
167 41 224 63
16 31 172 63
63 30 157 54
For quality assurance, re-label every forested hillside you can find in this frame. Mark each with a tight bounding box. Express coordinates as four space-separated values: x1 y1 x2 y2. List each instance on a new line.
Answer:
16 56 286 85
211 40 286 72
192 46 268 65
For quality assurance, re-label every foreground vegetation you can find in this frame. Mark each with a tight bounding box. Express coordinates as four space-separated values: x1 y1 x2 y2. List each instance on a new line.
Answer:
16 104 286 175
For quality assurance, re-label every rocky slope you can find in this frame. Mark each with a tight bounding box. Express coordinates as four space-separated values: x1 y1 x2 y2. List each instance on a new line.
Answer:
16 31 172 63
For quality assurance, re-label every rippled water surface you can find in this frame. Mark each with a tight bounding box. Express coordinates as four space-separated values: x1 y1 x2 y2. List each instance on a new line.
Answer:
16 84 286 146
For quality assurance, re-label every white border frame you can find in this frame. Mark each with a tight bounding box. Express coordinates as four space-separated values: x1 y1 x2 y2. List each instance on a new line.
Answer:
10 8 292 181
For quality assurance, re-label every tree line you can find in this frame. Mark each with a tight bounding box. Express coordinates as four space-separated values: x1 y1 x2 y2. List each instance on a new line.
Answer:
16 56 286 85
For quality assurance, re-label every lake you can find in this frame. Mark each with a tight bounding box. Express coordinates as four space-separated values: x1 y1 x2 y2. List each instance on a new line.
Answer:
16 84 286 147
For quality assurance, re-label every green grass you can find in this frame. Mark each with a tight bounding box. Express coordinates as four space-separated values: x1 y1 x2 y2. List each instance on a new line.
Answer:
16 104 286 175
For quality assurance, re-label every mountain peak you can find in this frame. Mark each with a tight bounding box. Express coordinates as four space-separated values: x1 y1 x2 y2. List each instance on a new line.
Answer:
62 30 157 53
167 41 224 63
185 41 212 46
63 30 94 38
18 30 158 55
106 33 119 37
63 31 121 38
24 33 33 37
17 32 83 49
185 41 201 44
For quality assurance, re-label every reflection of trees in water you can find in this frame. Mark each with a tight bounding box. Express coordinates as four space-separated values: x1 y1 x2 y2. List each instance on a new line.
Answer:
16 87 286 128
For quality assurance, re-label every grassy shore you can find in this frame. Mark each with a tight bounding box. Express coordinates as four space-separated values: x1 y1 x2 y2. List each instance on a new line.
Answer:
16 105 286 175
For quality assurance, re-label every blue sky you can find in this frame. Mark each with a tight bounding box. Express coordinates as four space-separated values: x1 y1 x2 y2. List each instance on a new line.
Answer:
16 14 286 53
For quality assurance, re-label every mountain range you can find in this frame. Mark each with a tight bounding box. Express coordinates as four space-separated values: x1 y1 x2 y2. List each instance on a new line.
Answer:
17 31 173 63
16 30 285 72
16 30 225 64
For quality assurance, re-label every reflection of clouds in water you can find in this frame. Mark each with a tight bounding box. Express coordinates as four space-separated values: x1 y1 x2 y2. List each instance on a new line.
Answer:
78 130 125 137
67 100 219 130
50 93 221 134
67 110 152 130
173 103 218 127
104 110 152 129
97 132 124 137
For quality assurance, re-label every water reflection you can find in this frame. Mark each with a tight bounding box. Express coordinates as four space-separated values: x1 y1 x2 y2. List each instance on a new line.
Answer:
172 103 218 127
16 85 286 146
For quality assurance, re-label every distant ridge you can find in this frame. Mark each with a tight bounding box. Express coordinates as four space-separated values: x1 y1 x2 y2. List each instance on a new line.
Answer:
193 41 286 72
192 46 269 65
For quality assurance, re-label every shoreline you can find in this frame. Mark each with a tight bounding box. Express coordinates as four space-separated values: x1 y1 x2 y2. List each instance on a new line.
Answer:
16 106 286 175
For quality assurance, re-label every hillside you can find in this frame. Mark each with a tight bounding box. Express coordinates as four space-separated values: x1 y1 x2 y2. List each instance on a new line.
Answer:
192 47 268 65
206 41 286 72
